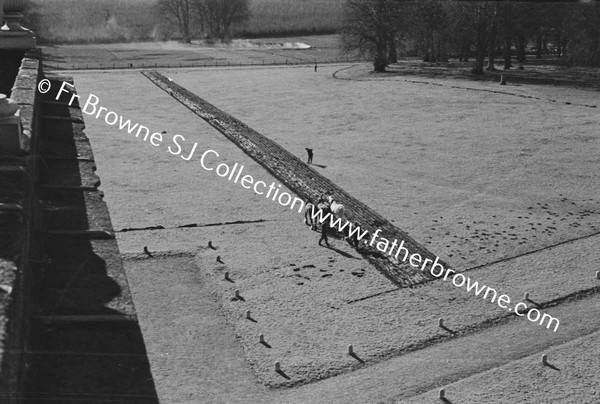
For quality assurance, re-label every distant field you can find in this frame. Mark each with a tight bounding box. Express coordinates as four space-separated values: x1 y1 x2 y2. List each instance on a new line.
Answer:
27 0 342 44
40 35 352 70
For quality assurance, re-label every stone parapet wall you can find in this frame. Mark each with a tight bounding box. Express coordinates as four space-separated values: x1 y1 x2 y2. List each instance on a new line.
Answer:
0 49 40 404
0 52 157 403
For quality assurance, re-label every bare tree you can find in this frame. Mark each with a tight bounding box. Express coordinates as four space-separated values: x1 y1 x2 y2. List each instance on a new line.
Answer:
410 0 450 63
341 0 600 73
448 2 474 63
497 1 515 70
460 1 494 75
158 0 193 43
340 0 405 72
193 0 250 41
565 1 600 66
486 4 498 71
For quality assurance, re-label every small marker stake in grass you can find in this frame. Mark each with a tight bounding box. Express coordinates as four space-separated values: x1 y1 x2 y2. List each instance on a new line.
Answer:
259 333 265 343
235 289 241 299
541 354 548 365
246 310 252 320
596 271 600 280
208 241 213 248
348 344 354 355
224 271 230 281
438 318 444 328
275 361 281 372
524 292 529 301
439 388 445 400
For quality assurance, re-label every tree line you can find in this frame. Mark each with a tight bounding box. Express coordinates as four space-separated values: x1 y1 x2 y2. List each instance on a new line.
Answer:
340 0 600 72
158 0 250 43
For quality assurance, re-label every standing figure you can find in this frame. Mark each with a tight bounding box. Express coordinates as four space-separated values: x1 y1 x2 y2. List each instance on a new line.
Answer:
317 196 331 247
346 222 362 251
304 200 317 230
318 217 330 248
316 196 329 215
314 64 318 72
305 148 313 164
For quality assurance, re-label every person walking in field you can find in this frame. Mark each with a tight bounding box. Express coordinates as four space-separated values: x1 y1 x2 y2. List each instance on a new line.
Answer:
318 218 330 248
347 222 362 251
304 199 317 230
316 195 331 248
305 148 313 164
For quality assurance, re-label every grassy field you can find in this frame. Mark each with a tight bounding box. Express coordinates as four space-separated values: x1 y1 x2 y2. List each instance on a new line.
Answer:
65 62 600 401
400 329 600 404
27 0 342 44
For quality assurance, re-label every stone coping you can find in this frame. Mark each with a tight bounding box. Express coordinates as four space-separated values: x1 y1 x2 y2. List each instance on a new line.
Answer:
0 48 39 403
8 49 41 153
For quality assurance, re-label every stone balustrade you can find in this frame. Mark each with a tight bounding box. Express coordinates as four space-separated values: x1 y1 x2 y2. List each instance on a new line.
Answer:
0 0 36 154
0 0 36 50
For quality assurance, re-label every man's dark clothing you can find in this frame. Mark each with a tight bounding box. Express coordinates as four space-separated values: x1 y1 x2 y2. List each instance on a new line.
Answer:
305 148 313 164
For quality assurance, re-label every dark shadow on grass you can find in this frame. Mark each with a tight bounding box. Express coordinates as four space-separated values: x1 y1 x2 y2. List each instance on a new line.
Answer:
544 362 560 371
350 352 365 364
326 245 359 259
276 369 290 380
310 163 327 169
440 325 458 335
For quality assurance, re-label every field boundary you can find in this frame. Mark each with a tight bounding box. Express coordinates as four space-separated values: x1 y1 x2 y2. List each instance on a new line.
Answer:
43 57 365 72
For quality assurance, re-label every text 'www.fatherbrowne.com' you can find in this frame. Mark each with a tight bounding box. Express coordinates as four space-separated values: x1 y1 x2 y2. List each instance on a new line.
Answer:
310 208 560 333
